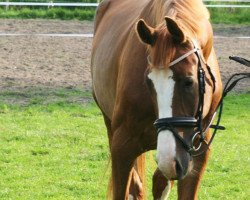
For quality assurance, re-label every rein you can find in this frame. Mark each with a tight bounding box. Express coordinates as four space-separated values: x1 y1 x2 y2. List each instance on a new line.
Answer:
202 57 250 156
153 41 250 156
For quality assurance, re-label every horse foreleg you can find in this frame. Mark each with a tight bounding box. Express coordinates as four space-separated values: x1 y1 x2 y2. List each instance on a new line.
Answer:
177 150 211 200
153 168 173 200
111 130 142 200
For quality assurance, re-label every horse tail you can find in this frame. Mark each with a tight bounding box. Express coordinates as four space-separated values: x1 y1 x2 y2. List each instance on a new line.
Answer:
107 168 113 200
106 153 147 199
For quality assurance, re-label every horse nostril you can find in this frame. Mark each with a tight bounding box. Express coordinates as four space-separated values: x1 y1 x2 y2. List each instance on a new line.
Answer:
175 159 183 178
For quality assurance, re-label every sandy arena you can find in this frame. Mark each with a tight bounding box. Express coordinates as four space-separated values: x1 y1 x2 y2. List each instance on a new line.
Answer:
0 19 249 94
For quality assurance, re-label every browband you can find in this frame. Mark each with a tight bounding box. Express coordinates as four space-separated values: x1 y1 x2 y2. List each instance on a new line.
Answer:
147 39 202 68
169 47 199 67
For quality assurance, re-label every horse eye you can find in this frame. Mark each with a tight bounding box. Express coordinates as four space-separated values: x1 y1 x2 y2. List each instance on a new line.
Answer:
183 77 194 88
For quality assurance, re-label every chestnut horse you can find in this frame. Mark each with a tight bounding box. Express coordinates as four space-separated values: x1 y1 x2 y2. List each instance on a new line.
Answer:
91 0 222 199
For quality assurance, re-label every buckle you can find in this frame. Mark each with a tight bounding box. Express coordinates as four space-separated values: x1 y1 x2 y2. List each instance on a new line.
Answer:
190 131 202 152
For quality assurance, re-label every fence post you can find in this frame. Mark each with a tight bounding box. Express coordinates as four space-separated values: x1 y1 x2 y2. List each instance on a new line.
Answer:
6 0 9 10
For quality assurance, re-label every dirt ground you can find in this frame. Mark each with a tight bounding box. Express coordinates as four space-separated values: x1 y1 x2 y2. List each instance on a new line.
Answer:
0 19 249 93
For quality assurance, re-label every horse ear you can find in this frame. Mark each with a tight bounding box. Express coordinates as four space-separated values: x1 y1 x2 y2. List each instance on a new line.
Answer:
136 19 156 46
165 17 185 43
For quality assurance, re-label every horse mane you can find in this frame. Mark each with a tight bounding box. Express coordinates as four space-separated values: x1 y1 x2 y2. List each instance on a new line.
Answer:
149 0 209 36
140 0 212 68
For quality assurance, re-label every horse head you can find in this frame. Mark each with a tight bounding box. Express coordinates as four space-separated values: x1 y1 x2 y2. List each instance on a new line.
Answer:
136 17 216 180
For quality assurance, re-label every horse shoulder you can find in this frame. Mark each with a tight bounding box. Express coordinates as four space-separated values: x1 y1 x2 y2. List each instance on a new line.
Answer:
199 19 214 60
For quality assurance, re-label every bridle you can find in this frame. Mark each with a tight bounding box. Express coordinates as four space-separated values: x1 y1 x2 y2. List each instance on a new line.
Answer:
153 40 250 157
153 40 214 156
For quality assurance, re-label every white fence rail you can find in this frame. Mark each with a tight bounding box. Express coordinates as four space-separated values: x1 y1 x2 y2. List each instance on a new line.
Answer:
0 1 249 8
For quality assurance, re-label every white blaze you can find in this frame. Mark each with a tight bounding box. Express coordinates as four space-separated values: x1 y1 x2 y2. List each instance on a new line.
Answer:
148 68 176 178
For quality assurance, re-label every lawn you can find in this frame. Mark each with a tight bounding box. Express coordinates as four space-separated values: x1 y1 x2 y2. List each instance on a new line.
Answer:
0 88 249 199
0 2 249 24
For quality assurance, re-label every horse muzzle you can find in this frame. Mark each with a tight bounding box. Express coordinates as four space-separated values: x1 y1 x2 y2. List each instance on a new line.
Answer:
156 128 193 180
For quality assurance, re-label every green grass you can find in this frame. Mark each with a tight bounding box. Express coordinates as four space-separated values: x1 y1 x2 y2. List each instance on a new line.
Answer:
0 88 109 199
194 94 250 199
0 6 249 24
0 88 249 199
0 7 96 20
209 7 250 24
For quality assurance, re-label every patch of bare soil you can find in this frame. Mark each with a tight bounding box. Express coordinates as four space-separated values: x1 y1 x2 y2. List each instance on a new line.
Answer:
0 19 249 95
0 19 93 92
213 24 250 37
